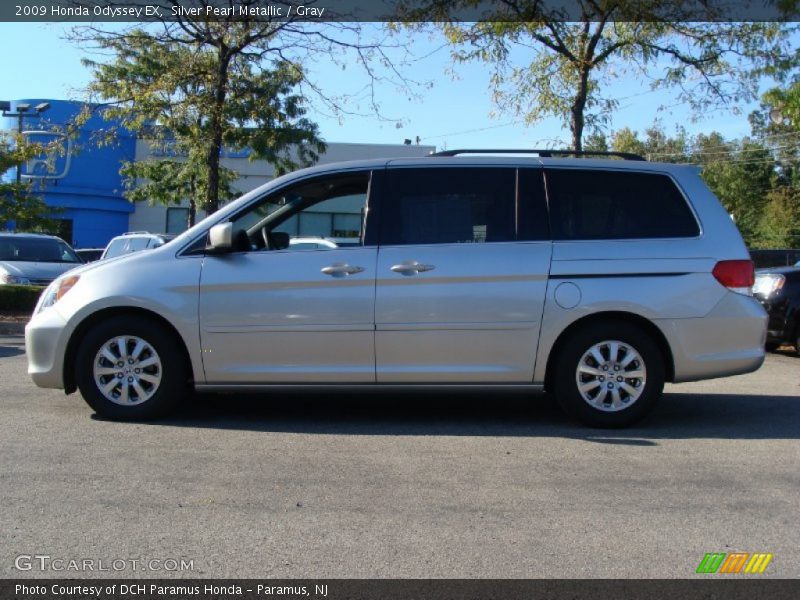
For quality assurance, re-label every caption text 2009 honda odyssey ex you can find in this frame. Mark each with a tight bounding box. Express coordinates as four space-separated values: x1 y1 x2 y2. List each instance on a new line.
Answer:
26 150 767 427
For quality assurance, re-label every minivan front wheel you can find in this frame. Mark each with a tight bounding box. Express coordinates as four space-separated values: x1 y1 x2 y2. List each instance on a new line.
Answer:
75 316 186 420
553 322 665 428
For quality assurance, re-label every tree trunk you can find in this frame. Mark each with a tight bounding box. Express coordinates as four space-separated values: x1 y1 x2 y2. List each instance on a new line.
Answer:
188 198 196 228
570 67 591 152
204 52 230 215
186 175 197 227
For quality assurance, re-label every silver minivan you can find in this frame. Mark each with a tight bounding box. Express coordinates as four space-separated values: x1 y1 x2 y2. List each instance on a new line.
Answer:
26 151 767 427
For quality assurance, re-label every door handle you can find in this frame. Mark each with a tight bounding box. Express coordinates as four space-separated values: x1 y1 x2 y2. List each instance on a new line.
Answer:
390 261 436 275
321 263 364 277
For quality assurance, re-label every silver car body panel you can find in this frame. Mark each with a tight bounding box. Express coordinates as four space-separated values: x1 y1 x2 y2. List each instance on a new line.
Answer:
27 249 204 389
26 156 766 392
199 247 377 382
195 383 545 393
375 241 551 382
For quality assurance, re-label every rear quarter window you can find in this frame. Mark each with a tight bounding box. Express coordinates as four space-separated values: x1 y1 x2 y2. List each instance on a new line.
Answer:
546 169 699 240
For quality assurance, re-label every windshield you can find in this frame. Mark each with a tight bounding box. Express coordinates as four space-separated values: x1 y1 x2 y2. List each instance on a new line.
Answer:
0 237 81 263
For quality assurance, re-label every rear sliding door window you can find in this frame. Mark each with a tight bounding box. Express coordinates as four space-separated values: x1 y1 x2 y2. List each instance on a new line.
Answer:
381 168 515 245
546 169 699 240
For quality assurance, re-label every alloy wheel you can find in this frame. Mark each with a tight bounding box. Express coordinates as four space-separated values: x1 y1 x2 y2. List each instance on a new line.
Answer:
92 335 163 406
575 340 647 412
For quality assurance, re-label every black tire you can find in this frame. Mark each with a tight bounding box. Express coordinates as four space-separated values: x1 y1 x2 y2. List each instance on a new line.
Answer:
75 315 187 420
552 321 665 428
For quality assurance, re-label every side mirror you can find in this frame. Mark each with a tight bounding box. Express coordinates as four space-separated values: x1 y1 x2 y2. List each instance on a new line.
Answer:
208 223 233 251
208 223 252 253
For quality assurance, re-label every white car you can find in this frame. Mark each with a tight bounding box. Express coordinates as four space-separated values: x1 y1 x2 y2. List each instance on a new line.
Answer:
288 237 339 250
101 232 176 260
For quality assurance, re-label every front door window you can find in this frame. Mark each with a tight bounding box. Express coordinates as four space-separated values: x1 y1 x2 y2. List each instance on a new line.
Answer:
229 172 370 251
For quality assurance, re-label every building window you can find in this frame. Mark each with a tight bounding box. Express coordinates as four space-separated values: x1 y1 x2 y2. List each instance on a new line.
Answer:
298 212 332 237
333 213 362 238
166 208 190 234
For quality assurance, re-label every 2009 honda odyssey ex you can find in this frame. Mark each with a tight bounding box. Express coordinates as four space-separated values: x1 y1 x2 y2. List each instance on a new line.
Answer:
26 150 767 427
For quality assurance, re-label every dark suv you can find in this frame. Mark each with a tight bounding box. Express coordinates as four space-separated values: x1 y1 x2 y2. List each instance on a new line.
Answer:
754 266 800 354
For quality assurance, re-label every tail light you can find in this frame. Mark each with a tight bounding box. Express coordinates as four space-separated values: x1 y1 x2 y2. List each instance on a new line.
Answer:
712 260 755 296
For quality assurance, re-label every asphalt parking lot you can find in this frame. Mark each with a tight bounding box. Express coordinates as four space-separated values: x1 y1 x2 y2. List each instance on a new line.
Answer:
1 333 798 579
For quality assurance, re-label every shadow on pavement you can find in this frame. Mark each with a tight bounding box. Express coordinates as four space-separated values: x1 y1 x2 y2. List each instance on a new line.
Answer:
115 389 800 442
0 345 25 358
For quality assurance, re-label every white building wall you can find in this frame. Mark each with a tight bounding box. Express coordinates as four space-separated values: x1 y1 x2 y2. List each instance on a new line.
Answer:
128 142 435 233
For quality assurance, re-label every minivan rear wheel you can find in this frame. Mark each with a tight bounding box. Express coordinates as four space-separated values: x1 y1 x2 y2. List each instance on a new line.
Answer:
75 316 186 420
553 322 665 428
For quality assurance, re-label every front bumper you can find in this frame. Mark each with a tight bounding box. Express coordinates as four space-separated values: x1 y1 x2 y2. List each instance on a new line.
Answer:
25 307 70 389
756 297 791 344
766 329 786 344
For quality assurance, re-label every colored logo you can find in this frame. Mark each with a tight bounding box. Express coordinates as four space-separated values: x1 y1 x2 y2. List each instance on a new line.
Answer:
696 552 773 574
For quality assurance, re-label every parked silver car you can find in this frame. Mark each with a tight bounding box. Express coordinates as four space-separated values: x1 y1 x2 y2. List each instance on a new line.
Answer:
0 232 82 286
26 151 767 426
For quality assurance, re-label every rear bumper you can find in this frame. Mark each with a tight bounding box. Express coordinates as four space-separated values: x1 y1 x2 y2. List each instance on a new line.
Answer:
657 292 767 383
25 307 70 389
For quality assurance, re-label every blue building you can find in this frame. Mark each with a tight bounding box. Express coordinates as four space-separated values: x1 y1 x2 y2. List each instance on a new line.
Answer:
1 99 135 248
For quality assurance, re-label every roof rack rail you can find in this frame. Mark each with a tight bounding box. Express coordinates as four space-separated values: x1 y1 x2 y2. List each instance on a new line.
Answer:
429 149 646 161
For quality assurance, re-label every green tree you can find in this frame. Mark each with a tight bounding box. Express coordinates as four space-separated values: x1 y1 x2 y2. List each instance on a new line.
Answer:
763 80 800 130
696 134 777 244
81 27 326 222
119 156 235 230
0 133 58 231
408 1 792 150
755 186 800 248
75 7 416 218
582 130 609 152
751 71 800 192
610 124 689 161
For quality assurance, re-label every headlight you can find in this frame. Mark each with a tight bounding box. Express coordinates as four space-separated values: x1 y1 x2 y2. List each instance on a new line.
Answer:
37 275 80 313
0 274 31 285
752 273 785 297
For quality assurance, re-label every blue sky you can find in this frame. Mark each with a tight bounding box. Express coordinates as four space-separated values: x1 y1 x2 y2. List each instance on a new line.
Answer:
0 22 786 150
